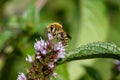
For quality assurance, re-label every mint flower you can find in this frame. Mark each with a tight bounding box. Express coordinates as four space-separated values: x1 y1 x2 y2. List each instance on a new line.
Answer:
48 62 54 68
34 39 47 55
57 52 65 58
52 72 57 78
17 30 66 80
54 42 65 59
48 33 53 40
115 60 120 71
25 55 33 63
36 55 41 59
17 72 27 80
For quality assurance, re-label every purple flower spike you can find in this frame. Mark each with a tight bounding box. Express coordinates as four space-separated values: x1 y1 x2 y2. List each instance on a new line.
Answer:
34 39 47 55
48 33 53 40
57 52 65 58
48 62 54 68
115 60 120 72
17 72 27 80
17 23 68 80
52 72 57 78
36 55 41 59
54 42 65 59
25 55 33 63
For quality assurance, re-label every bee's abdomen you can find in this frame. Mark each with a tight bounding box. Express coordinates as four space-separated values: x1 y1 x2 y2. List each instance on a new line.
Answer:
60 32 69 46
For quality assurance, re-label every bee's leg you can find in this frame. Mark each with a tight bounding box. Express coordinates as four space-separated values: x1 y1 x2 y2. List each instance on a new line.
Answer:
60 39 66 46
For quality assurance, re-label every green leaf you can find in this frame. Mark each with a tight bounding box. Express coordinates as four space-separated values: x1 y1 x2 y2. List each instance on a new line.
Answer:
68 0 109 79
82 65 102 80
58 42 120 64
76 0 108 46
0 30 12 50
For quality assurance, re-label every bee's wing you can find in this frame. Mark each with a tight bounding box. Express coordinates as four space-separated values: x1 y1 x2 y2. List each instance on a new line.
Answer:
67 33 72 39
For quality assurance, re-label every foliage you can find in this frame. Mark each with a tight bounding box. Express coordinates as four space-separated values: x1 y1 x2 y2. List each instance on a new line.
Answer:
1 0 120 80
58 42 120 65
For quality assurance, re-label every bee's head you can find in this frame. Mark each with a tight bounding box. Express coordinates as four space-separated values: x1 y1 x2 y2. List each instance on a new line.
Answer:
47 22 62 33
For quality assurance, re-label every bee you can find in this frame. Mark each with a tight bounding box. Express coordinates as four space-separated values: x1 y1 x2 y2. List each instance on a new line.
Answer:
47 22 71 46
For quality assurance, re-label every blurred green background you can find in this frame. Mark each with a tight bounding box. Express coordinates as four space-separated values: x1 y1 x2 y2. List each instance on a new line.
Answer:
0 0 120 80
